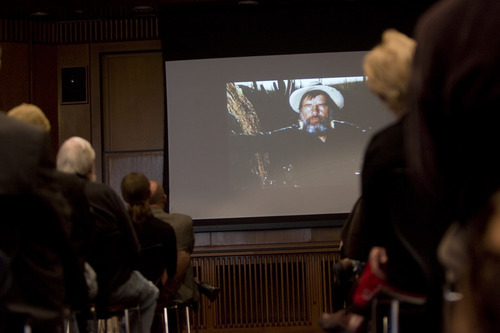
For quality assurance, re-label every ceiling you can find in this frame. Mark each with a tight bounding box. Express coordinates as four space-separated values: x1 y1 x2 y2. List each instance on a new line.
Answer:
0 0 320 20
0 0 432 21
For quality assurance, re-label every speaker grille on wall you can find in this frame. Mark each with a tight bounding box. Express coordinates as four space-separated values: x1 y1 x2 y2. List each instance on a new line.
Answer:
61 67 87 103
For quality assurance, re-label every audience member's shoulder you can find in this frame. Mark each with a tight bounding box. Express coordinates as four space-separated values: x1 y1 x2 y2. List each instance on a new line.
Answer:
171 212 193 222
151 215 176 232
84 180 122 201
54 172 83 192
154 209 192 222
55 171 85 185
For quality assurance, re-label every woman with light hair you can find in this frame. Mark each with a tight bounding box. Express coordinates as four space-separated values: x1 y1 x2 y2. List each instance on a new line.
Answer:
358 28 447 333
7 103 51 132
320 29 448 333
363 29 416 118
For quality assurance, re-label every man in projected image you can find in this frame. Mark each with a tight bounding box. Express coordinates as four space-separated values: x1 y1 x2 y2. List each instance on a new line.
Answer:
229 80 366 189
272 81 364 189
289 81 345 142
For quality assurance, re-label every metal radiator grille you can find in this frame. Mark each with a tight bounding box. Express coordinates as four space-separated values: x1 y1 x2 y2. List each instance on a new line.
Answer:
192 248 341 331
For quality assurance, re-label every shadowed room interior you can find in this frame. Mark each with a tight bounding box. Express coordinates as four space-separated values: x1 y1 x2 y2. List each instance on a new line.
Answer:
0 1 437 332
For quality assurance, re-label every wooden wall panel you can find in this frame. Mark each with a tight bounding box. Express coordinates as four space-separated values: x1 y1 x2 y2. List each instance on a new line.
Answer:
32 44 59 150
89 40 162 182
0 43 30 112
57 44 91 144
101 51 164 152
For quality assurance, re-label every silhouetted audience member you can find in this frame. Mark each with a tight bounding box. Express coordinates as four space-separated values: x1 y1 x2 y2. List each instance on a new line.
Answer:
359 28 451 333
340 197 366 260
330 197 366 313
57 137 159 333
438 190 500 333
405 0 500 332
121 173 179 333
149 180 197 332
0 113 76 333
149 180 196 305
406 0 500 225
320 29 450 333
120 173 177 287
7 103 94 330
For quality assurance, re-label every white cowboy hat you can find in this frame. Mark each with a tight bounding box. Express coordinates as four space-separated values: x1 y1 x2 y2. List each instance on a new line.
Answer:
289 81 344 112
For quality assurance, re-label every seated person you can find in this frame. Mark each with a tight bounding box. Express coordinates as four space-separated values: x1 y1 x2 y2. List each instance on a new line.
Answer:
0 113 79 333
56 137 159 333
120 173 178 294
7 103 96 314
149 180 198 333
149 180 197 305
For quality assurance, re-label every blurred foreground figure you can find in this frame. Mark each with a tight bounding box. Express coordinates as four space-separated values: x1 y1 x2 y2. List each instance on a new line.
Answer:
439 190 500 333
406 1 500 332
7 103 99 330
407 0 500 224
320 28 449 333
0 114 75 333
358 28 449 333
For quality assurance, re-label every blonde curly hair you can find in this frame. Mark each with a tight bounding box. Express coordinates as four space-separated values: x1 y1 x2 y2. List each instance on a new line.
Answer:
363 29 416 116
7 103 51 132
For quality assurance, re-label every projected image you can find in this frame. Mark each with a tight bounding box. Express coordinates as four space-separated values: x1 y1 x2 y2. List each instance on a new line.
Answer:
227 77 371 190
166 52 394 220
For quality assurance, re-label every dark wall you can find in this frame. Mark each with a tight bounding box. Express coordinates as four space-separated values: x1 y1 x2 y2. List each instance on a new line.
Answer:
0 43 58 155
159 1 437 61
32 44 58 153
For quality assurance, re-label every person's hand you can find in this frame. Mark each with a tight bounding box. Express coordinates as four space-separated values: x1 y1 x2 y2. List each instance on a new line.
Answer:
368 246 388 279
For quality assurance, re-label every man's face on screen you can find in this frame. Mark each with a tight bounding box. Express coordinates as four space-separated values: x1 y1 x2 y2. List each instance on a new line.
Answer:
300 94 330 134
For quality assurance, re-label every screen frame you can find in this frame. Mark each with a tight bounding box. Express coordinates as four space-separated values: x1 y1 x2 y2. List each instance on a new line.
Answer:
193 213 349 232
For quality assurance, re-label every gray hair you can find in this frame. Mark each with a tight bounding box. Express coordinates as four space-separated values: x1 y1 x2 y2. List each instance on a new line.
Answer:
56 136 95 179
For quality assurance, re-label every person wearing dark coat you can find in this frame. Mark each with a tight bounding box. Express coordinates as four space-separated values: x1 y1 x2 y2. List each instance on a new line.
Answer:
120 173 177 291
406 0 500 332
0 114 77 332
56 136 159 333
